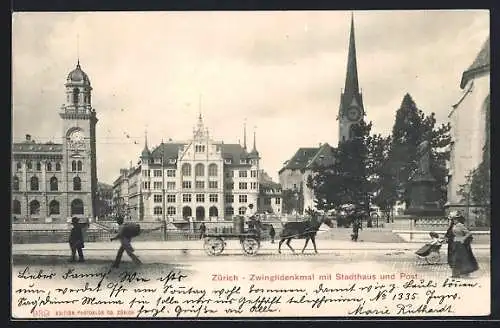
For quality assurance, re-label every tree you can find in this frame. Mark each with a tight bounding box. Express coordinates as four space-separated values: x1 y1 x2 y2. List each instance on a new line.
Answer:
307 120 373 212
379 93 451 209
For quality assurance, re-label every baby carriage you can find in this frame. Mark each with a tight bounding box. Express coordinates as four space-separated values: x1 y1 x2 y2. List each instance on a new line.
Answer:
415 232 445 265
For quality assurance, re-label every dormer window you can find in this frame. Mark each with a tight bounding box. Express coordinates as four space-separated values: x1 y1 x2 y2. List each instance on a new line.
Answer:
224 159 232 164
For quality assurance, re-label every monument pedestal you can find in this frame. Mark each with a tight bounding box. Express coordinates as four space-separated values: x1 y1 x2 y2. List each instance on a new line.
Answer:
404 175 444 217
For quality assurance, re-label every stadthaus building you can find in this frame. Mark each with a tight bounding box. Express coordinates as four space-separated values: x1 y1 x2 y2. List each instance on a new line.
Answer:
113 115 282 222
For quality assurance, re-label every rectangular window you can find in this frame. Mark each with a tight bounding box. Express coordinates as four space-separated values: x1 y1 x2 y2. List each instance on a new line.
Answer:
167 182 176 190
225 194 234 203
250 182 258 189
182 194 192 202
209 181 218 189
154 170 162 177
154 207 163 215
239 170 247 178
143 182 150 189
226 182 234 190
275 198 281 205
264 198 271 205
167 170 176 177
196 194 205 202
239 182 247 190
239 195 247 203
142 170 150 177
195 181 205 189
251 170 258 178
154 182 162 190
195 145 206 152
209 194 218 202
154 195 163 203
167 195 176 203
182 181 192 189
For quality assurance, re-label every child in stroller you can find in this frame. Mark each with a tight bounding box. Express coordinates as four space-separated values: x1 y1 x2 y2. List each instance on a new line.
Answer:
415 232 445 264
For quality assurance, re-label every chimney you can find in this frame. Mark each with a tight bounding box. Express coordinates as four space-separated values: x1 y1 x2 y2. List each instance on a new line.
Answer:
25 134 31 142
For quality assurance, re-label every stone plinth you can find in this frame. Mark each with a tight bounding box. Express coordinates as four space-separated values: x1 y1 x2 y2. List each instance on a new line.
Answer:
405 175 444 217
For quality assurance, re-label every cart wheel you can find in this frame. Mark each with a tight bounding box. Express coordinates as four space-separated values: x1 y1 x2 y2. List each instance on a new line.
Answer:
425 251 441 265
241 237 260 256
204 237 225 256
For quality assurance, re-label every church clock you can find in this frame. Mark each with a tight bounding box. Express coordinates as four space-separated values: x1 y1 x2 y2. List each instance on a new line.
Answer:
69 130 85 147
347 106 361 122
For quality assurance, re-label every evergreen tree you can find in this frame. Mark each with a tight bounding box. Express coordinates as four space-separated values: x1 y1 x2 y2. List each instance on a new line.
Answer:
380 93 451 208
307 120 372 212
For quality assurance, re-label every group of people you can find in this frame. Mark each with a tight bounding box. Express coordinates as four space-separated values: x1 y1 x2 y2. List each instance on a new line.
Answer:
68 215 142 268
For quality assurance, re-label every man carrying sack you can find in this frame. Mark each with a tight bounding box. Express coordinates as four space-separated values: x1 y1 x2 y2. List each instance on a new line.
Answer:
110 216 142 268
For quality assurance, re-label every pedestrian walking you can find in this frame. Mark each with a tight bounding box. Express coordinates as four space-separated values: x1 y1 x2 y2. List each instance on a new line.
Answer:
447 212 479 278
69 217 85 263
269 225 276 243
110 216 142 268
351 208 363 242
199 222 207 239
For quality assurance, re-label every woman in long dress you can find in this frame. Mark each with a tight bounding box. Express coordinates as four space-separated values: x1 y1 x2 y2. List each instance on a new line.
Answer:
448 213 479 278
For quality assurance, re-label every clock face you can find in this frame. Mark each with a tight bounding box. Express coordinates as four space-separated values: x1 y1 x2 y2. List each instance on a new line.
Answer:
347 107 361 121
69 130 85 145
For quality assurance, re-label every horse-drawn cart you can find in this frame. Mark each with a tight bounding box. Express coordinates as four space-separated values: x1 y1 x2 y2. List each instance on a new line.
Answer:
203 231 261 256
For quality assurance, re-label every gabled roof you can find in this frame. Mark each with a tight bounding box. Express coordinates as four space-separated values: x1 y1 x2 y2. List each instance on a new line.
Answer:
305 143 336 169
460 36 490 89
150 142 250 165
278 147 320 174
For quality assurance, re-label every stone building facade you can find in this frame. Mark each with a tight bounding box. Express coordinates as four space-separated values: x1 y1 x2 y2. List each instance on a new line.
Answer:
12 61 99 222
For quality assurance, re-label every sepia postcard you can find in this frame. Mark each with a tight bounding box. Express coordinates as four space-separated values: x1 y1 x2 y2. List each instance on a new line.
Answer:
11 10 490 319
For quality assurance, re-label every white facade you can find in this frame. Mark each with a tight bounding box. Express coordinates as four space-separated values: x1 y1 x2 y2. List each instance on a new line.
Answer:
446 36 489 210
117 116 262 222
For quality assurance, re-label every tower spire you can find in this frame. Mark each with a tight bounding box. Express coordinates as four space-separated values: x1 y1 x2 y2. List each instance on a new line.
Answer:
344 13 359 95
144 129 148 150
77 33 80 67
252 126 257 151
243 119 247 150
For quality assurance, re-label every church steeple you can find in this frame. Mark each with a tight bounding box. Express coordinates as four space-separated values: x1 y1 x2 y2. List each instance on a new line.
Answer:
344 13 359 96
338 13 365 145
141 130 151 159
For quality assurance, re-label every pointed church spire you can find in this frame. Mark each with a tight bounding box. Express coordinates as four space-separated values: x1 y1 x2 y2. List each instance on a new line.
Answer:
344 13 359 95
141 129 151 158
77 33 80 67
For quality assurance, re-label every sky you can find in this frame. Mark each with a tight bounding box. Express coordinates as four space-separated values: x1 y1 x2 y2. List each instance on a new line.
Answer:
12 10 489 184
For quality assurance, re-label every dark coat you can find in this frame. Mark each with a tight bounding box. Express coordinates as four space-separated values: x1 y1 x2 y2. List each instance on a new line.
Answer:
69 224 84 248
445 223 455 266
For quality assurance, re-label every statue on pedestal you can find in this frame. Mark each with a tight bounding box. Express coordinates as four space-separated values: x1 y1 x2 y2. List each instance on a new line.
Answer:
417 138 431 176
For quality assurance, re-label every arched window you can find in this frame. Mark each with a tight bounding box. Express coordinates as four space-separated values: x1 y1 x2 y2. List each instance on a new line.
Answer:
154 206 163 215
26 161 32 170
225 207 234 215
73 88 79 104
77 160 83 171
49 200 60 215
208 164 218 177
196 206 205 221
13 200 21 214
12 176 19 191
30 200 40 215
239 206 247 215
30 176 39 191
46 162 52 171
167 207 176 215
182 206 192 219
71 199 84 215
50 177 58 191
73 177 81 191
209 206 218 217
72 161 77 171
36 162 41 171
182 163 191 177
55 162 61 171
195 163 204 177
16 162 22 171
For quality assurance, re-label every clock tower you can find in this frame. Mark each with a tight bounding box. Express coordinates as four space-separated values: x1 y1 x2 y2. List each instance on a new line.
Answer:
338 15 365 145
59 60 99 219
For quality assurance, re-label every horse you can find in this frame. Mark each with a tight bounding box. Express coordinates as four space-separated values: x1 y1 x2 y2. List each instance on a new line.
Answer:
278 214 334 254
